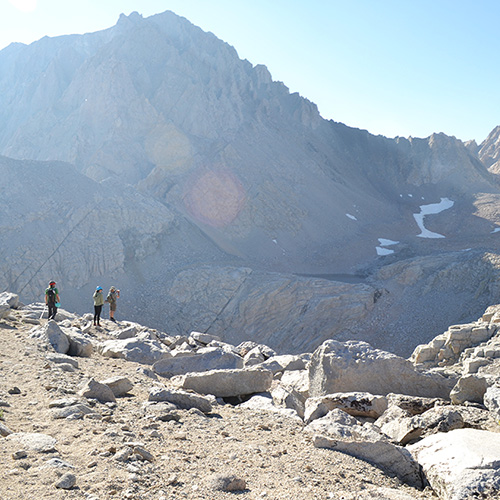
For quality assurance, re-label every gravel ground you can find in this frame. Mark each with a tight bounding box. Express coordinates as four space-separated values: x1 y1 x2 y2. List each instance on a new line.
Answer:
0 311 437 500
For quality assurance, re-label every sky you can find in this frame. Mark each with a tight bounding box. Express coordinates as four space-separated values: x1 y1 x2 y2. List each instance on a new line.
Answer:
1 0 499 143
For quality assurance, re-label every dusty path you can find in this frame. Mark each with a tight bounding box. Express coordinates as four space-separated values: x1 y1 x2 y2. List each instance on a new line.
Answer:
0 311 435 500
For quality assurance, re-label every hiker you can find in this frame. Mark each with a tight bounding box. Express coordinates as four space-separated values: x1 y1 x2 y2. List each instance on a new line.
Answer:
106 286 120 322
45 280 60 320
93 286 104 326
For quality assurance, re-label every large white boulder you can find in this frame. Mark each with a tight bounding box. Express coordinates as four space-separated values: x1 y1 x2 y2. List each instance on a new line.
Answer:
153 347 243 377
305 392 388 424
0 292 19 318
172 368 273 398
99 337 171 365
78 378 116 403
449 374 487 404
309 340 455 398
65 329 94 357
30 320 70 354
307 409 423 488
148 386 213 413
408 429 500 499
484 386 500 419
376 405 464 446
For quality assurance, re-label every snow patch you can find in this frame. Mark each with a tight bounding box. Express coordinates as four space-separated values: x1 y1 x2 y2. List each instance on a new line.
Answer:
413 198 454 239
491 227 500 234
346 213 357 221
376 247 394 256
378 238 399 247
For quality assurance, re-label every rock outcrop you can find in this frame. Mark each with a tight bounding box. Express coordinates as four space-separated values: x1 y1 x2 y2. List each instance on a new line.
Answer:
408 429 500 500
309 340 456 399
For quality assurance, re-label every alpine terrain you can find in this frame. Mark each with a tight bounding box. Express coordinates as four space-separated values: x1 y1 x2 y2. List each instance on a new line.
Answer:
2 9 500 500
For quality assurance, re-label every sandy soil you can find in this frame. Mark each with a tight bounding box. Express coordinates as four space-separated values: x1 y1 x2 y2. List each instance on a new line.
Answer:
0 310 437 500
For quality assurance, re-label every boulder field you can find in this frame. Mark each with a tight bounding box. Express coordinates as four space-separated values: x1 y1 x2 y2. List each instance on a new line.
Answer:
1 291 500 499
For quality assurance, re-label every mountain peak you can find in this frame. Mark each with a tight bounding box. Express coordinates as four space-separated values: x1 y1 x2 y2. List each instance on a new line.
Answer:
117 11 143 25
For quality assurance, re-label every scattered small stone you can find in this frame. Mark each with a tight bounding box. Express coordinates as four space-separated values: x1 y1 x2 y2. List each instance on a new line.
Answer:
8 387 21 395
48 397 80 408
133 446 154 462
167 474 179 485
12 450 27 460
0 421 14 437
0 399 10 407
46 457 75 468
54 472 76 490
207 473 247 492
114 447 133 462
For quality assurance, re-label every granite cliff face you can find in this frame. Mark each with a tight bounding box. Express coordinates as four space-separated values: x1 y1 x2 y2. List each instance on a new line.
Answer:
479 126 500 174
1 11 500 356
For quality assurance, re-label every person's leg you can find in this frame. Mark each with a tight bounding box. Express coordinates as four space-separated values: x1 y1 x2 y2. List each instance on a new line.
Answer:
48 304 55 320
94 306 98 325
96 305 102 326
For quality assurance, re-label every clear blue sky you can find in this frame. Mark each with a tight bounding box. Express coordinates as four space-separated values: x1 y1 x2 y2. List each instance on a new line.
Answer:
1 0 499 143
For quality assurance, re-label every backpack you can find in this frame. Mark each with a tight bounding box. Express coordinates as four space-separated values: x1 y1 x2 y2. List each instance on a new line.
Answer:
46 288 56 305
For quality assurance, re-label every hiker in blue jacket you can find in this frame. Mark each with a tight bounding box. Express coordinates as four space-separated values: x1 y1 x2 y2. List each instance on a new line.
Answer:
93 286 104 326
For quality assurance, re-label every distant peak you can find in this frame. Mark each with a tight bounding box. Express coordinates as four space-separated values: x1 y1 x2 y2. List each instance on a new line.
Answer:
117 11 143 26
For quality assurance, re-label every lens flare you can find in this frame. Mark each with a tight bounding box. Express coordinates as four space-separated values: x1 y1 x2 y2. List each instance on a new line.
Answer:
184 168 246 227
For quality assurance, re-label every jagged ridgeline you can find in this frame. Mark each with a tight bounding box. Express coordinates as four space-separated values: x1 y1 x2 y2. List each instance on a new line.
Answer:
1 10 500 356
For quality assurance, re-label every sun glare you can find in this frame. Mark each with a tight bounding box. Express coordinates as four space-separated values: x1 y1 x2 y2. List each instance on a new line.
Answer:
8 0 38 13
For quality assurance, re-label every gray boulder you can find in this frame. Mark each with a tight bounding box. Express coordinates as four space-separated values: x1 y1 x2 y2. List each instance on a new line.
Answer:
307 410 422 488
46 353 79 368
148 386 212 413
172 368 273 398
484 385 500 418
280 369 310 398
386 393 445 415
450 375 488 405
259 354 306 374
377 405 464 446
99 337 171 365
309 340 456 398
65 329 94 357
153 347 243 377
101 376 134 397
271 383 306 418
305 392 388 424
112 325 139 339
30 320 69 354
0 421 14 436
5 432 57 452
78 379 116 403
0 292 19 318
190 331 221 345
408 429 500 499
